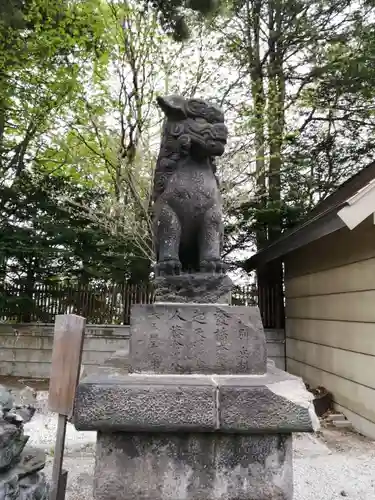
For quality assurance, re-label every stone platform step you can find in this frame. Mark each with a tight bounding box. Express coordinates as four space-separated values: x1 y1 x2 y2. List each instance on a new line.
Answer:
73 365 319 434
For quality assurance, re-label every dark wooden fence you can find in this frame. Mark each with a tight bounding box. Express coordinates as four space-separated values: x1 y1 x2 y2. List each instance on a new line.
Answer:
0 282 155 325
230 283 284 329
0 281 284 328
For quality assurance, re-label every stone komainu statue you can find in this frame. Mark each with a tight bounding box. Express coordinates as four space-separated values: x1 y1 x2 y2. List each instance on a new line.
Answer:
152 95 228 276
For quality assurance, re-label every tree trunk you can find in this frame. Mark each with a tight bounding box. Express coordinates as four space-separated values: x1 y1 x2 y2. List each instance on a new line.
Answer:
267 0 285 243
246 0 268 250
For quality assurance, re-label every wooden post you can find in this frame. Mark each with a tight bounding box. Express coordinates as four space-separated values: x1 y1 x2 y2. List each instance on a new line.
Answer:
48 314 86 500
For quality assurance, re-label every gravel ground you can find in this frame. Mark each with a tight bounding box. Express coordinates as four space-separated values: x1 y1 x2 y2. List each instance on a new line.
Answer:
22 391 375 500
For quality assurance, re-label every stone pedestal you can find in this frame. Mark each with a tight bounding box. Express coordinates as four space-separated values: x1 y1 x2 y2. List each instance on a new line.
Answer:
94 433 292 500
73 274 318 500
130 303 266 374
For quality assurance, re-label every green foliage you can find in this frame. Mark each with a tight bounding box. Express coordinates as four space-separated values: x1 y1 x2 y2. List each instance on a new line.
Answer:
0 0 108 181
212 0 375 256
142 0 221 40
0 172 149 285
0 171 150 321
0 0 153 307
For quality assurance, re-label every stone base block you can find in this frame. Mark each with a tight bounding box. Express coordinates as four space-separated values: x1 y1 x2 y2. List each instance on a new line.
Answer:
154 272 233 303
94 432 293 500
130 303 267 374
73 366 319 433
74 374 217 432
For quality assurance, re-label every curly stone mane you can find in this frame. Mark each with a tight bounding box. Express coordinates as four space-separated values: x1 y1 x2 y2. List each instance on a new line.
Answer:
152 120 189 201
152 98 220 202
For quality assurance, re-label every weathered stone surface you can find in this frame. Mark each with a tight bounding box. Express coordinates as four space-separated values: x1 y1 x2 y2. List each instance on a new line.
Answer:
10 389 37 410
0 474 18 500
3 407 35 427
18 472 49 500
216 367 320 433
0 386 49 500
0 424 28 471
130 303 267 374
154 273 233 303
73 374 217 432
0 448 48 500
10 449 46 479
0 471 48 500
1 386 36 428
94 431 293 500
152 95 228 276
0 389 13 413
73 368 318 434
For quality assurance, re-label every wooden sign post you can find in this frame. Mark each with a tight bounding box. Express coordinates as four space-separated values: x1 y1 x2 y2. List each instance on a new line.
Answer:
48 314 86 500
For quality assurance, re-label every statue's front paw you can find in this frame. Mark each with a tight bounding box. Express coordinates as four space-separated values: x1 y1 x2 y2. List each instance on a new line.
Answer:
155 259 182 276
200 259 228 274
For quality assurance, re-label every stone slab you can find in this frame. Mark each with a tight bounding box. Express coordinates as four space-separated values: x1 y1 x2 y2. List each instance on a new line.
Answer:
0 425 28 471
216 366 319 433
217 377 319 433
73 374 217 432
154 273 233 303
0 448 48 500
73 368 318 433
94 431 293 500
130 303 267 374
